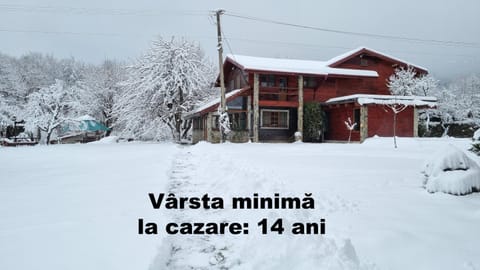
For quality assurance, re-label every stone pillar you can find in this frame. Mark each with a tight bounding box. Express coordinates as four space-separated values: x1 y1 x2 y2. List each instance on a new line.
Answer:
297 75 304 139
360 105 368 142
206 112 213 142
413 107 419 137
253 73 259 142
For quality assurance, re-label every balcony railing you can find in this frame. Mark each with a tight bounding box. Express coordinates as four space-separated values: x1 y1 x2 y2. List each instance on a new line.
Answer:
259 87 298 102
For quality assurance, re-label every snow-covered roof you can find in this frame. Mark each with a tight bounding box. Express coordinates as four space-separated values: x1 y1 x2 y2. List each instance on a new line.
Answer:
326 94 437 107
325 47 429 72
76 115 96 121
226 54 378 77
187 88 249 117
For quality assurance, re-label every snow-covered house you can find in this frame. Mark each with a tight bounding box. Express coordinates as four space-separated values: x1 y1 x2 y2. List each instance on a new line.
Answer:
187 47 436 143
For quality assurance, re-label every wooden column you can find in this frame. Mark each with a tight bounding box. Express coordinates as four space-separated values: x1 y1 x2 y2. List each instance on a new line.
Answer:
253 73 259 142
360 105 368 142
413 107 419 137
247 95 252 140
297 75 304 139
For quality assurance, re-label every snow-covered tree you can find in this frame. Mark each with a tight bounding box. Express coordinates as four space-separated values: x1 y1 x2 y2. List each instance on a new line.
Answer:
426 74 480 135
82 60 126 135
0 54 26 122
115 37 215 141
387 66 418 96
23 79 80 144
387 67 438 142
218 108 231 142
387 66 437 97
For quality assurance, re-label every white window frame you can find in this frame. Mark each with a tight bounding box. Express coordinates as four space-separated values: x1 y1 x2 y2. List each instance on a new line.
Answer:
260 109 289 130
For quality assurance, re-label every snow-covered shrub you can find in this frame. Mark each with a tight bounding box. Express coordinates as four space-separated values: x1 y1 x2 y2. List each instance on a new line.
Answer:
422 144 480 195
471 129 480 155
473 129 480 141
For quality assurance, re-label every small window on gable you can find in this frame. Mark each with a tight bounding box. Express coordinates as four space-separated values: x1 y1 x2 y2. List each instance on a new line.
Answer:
360 58 369 66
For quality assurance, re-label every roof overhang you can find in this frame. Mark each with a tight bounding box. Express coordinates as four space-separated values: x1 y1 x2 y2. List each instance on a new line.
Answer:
185 87 251 119
324 94 437 108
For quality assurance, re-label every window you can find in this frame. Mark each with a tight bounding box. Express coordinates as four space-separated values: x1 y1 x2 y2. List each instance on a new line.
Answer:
260 75 276 87
279 77 288 89
192 117 203 130
229 112 247 131
227 96 245 110
303 77 318 88
261 109 289 129
212 116 219 130
354 109 360 131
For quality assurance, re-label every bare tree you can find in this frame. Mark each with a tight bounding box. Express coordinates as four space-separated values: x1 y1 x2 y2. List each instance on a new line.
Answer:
386 101 408 148
344 117 357 143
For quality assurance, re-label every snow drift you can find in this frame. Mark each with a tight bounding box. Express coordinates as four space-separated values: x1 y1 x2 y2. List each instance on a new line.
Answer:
422 144 480 195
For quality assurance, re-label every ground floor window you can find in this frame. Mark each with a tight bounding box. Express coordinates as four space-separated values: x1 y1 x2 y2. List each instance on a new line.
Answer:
212 116 219 130
229 112 247 131
192 117 203 130
261 109 289 129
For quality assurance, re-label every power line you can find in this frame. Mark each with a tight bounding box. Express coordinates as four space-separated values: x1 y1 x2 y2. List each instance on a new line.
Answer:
0 4 208 17
224 12 480 48
0 28 121 37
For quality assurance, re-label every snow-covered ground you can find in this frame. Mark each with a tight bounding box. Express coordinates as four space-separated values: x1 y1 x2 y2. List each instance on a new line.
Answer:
1 137 480 270
0 143 178 270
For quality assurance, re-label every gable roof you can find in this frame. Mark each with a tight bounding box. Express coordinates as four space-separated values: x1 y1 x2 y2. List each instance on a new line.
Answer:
325 47 428 73
225 54 378 78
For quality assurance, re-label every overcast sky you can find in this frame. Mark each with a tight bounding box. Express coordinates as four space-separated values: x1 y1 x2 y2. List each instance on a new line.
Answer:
1 0 479 80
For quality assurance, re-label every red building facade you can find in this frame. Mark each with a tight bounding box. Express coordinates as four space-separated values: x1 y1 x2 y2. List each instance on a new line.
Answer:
187 47 436 143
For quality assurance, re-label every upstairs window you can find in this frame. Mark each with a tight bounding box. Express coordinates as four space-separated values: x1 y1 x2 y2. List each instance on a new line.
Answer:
260 75 276 87
303 77 318 88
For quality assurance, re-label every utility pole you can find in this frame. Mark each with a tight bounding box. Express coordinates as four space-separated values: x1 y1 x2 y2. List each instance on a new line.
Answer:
216 9 227 142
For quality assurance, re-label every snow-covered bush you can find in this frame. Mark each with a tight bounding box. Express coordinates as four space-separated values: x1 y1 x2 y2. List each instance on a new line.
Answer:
471 129 480 155
473 129 480 141
422 144 480 195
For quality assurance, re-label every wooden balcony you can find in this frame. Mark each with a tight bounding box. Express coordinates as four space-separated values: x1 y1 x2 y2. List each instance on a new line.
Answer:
259 87 299 107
